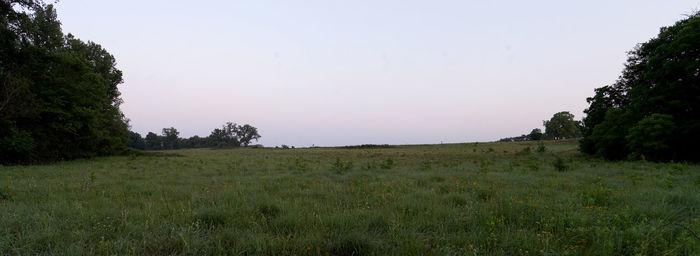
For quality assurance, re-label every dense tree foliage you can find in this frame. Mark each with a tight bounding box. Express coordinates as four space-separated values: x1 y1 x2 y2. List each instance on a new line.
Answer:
580 13 700 161
543 111 582 140
498 128 543 142
528 128 543 141
127 131 145 150
1 1 128 164
129 122 261 150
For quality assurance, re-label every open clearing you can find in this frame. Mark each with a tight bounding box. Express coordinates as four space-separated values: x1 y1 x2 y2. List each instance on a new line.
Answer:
1 140 698 255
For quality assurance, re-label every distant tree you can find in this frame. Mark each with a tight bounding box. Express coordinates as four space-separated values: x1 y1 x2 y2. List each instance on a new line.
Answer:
498 134 529 142
186 135 207 148
207 122 261 147
127 131 145 150
144 132 162 150
236 124 261 146
544 112 582 140
161 127 179 149
528 128 543 141
580 12 700 161
208 122 239 147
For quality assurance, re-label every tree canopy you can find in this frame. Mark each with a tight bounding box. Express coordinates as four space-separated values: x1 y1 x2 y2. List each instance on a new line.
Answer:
580 12 700 161
1 1 128 164
127 122 262 150
543 112 582 140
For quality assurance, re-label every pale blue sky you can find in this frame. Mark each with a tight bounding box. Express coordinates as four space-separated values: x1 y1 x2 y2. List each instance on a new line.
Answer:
55 1 698 147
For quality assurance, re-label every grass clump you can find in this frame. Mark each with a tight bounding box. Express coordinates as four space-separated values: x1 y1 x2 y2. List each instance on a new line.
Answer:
552 155 570 172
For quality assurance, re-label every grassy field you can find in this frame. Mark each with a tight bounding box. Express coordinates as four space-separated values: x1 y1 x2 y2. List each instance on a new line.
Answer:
1 140 698 255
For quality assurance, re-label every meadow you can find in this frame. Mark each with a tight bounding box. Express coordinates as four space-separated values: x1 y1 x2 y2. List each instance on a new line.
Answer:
0 140 698 255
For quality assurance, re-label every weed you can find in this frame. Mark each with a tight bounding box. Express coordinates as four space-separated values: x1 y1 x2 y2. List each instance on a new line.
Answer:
669 163 686 175
446 194 467 207
379 158 394 169
196 209 227 228
0 187 11 201
293 157 311 172
552 156 570 172
536 143 546 152
330 232 373 255
257 203 281 219
332 157 354 173
519 146 531 155
526 159 540 171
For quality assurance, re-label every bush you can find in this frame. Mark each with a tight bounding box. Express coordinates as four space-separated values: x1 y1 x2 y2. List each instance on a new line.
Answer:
552 156 570 172
379 158 394 169
332 158 353 173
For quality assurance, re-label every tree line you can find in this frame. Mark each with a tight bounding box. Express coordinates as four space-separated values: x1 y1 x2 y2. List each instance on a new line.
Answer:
499 111 581 142
2 2 697 164
127 122 261 150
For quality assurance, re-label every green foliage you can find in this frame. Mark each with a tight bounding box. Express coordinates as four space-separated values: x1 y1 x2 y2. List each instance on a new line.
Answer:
536 142 546 152
332 157 353 173
582 109 632 160
207 122 260 148
126 131 145 150
128 122 261 151
0 3 128 164
543 111 582 140
528 128 543 140
499 128 544 142
161 127 179 150
379 158 394 169
581 13 700 162
626 114 676 161
552 155 570 172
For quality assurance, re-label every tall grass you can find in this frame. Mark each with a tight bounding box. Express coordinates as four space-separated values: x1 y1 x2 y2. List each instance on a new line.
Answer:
1 141 698 255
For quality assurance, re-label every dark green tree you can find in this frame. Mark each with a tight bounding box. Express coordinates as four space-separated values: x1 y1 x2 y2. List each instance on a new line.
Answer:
543 112 582 140
1 2 129 163
528 128 543 141
127 131 145 150
236 124 261 146
144 132 162 150
581 12 700 161
162 127 179 150
207 122 238 147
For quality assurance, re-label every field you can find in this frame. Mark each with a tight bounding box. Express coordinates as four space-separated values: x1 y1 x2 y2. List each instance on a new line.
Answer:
1 140 698 255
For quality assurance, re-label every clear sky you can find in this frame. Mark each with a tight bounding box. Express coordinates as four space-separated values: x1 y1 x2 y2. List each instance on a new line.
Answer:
54 0 699 147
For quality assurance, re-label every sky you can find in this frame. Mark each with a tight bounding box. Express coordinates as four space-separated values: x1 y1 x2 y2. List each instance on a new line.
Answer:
54 0 699 147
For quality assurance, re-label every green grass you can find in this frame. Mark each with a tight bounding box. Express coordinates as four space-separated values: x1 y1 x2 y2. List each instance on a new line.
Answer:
1 140 698 255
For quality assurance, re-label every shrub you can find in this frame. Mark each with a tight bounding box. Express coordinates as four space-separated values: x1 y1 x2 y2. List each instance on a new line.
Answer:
332 158 353 173
552 156 570 172
379 158 394 169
